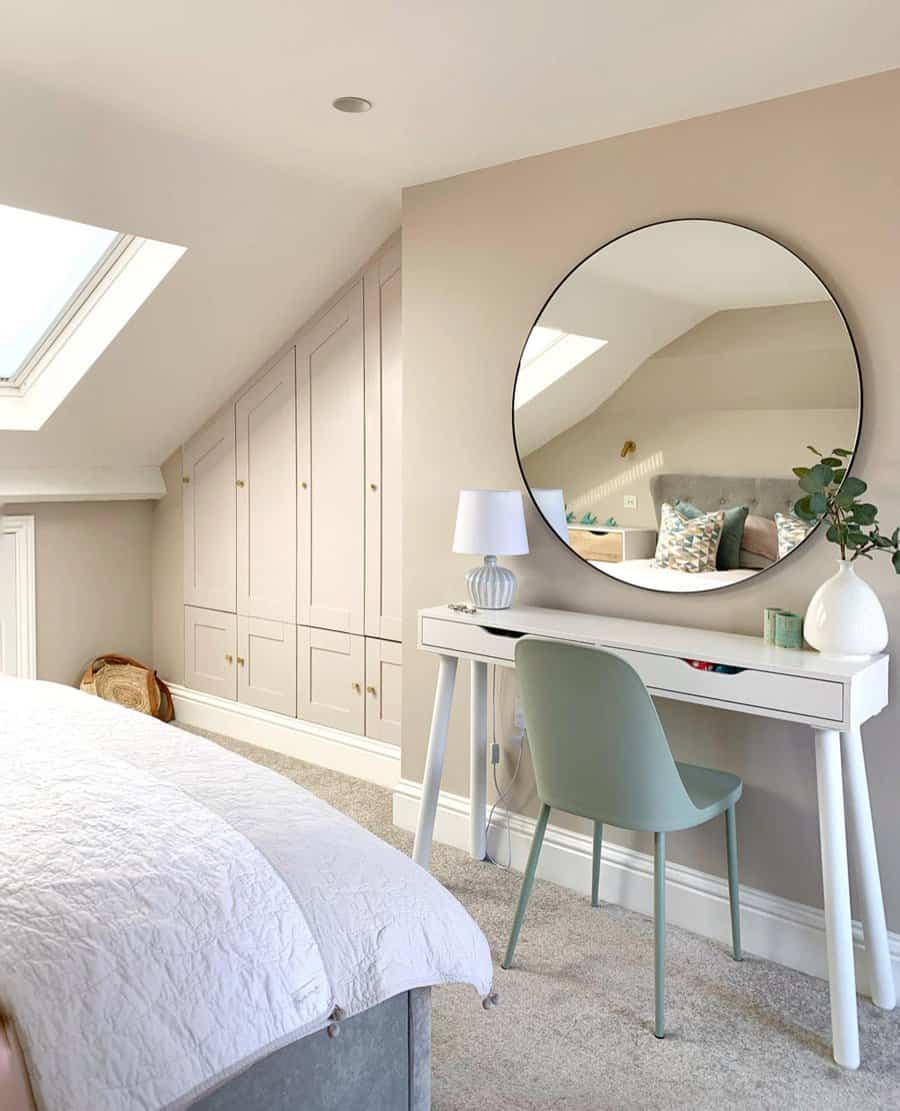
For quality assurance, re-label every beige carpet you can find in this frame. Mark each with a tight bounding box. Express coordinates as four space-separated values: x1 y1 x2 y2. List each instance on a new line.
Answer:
195 730 900 1110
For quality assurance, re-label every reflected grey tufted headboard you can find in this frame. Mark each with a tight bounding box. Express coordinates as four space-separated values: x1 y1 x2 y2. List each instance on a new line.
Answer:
649 474 801 523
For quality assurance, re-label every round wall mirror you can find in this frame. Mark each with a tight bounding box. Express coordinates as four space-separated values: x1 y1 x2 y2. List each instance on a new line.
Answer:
513 219 861 593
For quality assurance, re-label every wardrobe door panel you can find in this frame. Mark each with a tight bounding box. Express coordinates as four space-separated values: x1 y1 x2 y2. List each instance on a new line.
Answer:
365 244 402 642
184 606 237 700
365 638 402 745
297 283 365 634
297 626 364 734
236 348 297 622
237 616 297 716
183 410 236 612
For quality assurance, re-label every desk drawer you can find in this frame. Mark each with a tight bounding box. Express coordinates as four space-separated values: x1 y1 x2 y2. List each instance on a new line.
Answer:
569 531 623 562
610 647 844 722
421 617 521 661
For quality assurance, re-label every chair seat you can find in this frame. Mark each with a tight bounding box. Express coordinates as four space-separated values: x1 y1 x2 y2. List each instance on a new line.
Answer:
676 761 743 825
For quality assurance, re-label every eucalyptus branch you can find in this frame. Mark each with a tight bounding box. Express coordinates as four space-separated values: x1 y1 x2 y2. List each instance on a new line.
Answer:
793 447 900 574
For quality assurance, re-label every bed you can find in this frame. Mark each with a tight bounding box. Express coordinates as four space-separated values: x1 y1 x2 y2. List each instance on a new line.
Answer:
593 474 799 590
0 677 493 1111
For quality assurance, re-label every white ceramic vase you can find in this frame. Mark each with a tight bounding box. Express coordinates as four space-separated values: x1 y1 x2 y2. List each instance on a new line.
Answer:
804 560 888 658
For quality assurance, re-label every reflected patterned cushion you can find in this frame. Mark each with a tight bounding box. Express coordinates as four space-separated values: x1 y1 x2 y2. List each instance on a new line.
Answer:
652 503 725 573
775 511 815 558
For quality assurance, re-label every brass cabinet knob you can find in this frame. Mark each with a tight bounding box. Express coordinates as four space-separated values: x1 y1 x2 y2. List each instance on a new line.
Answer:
300 480 308 489
182 476 191 484
225 653 233 664
351 681 361 693
366 685 377 695
369 482 377 491
236 479 245 488
236 656 245 666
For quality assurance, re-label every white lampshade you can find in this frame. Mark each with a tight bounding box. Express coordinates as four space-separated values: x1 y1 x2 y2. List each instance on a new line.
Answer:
531 488 568 541
452 489 529 556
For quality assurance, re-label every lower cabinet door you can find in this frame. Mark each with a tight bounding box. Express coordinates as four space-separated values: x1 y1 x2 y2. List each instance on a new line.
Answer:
184 606 237 701
297 626 364 734
365 638 402 745
237 616 297 716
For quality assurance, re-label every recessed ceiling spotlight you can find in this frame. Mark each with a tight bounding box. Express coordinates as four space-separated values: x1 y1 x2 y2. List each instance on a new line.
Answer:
332 96 372 114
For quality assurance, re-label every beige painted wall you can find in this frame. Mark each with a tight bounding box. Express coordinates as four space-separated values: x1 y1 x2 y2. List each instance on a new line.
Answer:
152 449 185 684
524 303 858 526
402 70 900 927
15 501 154 685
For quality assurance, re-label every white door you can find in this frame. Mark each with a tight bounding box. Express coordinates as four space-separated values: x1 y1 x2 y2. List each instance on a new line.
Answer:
0 516 35 679
364 244 402 642
236 348 297 622
365 637 402 744
184 606 237 700
297 283 365 634
183 410 236 613
238 616 297 716
297 626 364 734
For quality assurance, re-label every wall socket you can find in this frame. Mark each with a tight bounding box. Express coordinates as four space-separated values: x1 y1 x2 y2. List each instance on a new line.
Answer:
623 494 637 509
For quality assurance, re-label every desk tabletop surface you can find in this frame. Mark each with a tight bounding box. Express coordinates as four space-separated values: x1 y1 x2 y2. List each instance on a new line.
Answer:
419 603 888 683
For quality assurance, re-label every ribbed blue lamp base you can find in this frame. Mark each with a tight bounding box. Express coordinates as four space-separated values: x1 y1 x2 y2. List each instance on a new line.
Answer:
465 555 517 610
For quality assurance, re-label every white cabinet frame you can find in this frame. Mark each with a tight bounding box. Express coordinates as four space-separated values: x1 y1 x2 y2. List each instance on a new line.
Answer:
0 515 36 679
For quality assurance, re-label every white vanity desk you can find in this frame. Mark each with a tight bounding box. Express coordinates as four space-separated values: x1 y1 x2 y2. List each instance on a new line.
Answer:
413 602 894 1069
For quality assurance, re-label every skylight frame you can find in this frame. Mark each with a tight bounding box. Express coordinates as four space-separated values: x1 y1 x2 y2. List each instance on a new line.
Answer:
0 231 137 396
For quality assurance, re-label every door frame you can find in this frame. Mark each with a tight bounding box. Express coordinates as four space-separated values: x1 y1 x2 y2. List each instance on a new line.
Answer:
1 514 36 679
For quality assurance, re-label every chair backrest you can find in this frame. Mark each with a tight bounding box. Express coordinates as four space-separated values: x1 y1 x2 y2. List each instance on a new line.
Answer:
515 637 696 832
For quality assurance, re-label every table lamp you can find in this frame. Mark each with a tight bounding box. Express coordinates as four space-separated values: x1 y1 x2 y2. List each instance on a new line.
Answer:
453 489 529 609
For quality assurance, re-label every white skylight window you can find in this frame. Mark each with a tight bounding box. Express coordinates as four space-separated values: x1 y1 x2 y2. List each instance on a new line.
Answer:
0 203 185 430
514 325 607 408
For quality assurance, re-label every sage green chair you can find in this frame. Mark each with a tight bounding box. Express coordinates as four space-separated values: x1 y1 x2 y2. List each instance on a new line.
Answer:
502 637 743 1038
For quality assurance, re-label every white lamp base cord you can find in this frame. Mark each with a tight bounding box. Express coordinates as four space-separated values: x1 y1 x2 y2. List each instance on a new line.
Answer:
465 555 517 609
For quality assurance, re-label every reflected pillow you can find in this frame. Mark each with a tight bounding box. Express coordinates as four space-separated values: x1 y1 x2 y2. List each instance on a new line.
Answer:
674 499 749 571
741 514 779 562
653 503 725 573
775 511 815 558
738 550 773 571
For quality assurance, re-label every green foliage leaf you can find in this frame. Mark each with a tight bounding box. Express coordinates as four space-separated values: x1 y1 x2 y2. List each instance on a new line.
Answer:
809 492 828 515
807 445 821 456
799 463 834 493
821 457 842 468
792 466 810 479
850 502 877 525
832 448 853 457
839 476 867 499
793 496 818 522
826 523 844 544
832 468 846 483
893 550 900 574
892 527 899 547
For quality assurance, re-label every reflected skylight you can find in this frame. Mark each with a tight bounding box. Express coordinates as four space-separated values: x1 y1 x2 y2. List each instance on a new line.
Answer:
0 204 119 380
515 325 607 408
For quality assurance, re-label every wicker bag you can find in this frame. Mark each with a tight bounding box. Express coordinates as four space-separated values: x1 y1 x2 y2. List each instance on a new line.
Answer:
80 655 175 722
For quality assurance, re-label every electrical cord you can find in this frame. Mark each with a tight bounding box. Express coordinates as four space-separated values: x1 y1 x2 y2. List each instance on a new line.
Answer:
484 665 526 870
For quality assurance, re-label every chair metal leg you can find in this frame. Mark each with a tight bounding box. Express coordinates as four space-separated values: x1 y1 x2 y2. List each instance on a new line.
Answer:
654 831 666 1039
502 803 551 970
591 822 603 907
725 805 743 961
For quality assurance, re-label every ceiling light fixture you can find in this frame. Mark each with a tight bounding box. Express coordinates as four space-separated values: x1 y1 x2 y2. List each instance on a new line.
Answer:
332 96 372 114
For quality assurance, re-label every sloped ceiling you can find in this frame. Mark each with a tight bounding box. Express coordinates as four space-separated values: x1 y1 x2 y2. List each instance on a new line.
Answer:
0 2 898 471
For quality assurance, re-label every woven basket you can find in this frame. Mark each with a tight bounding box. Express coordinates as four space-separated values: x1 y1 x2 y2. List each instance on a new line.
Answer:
80 655 174 722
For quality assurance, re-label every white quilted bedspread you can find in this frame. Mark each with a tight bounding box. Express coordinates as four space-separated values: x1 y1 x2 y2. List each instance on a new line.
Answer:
0 678 492 1111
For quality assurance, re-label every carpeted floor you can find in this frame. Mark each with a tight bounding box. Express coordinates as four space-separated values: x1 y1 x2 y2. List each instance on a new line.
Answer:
195 730 900 1110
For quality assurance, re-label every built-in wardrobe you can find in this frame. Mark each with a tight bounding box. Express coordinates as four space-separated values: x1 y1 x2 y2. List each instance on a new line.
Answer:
181 239 401 745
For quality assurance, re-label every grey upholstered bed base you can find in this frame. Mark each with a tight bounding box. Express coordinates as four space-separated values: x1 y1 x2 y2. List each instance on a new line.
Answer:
649 474 800 522
190 988 431 1111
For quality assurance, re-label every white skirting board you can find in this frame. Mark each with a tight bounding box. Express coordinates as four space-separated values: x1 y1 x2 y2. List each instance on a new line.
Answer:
168 684 401 788
393 778 900 997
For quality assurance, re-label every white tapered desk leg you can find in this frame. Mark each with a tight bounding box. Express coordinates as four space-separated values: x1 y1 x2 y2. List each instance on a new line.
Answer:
814 728 860 1070
413 655 458 869
842 727 896 1010
470 660 488 861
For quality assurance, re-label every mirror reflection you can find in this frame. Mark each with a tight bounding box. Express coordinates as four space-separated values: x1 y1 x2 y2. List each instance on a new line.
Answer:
514 220 861 593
